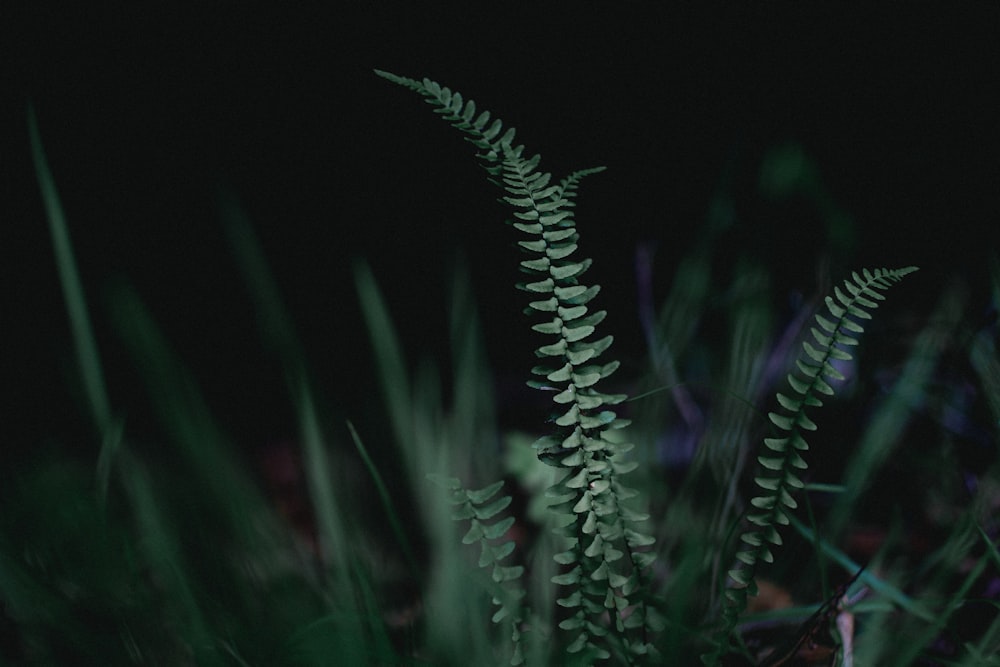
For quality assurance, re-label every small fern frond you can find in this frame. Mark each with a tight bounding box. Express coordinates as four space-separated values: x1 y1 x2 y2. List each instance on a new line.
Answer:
428 474 527 665
702 266 918 664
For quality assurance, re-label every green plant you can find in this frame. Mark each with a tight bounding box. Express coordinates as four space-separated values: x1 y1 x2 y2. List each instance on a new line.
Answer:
375 69 664 664
8 74 999 667
369 69 946 666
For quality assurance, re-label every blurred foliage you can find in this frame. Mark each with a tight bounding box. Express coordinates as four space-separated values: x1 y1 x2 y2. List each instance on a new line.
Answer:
4 97 998 666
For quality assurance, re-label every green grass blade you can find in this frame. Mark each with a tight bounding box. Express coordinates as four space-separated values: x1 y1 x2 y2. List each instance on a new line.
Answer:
890 518 986 666
222 193 306 378
28 105 125 504
297 380 353 578
353 260 413 455
787 512 933 622
826 282 965 538
118 453 224 666
109 285 268 542
952 527 1000 663
347 420 420 578
28 105 112 434
223 200 354 578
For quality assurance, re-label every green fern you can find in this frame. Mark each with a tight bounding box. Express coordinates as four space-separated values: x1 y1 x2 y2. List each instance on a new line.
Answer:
428 475 527 665
378 70 660 663
702 266 918 664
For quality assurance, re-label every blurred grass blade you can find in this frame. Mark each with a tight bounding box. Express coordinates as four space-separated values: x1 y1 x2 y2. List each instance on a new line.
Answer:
223 200 353 577
29 105 124 503
958 527 1000 661
222 192 305 378
0 545 75 634
827 281 965 538
346 420 420 577
787 513 933 622
118 454 223 666
353 260 412 459
109 285 267 543
891 515 985 666
94 415 125 505
28 105 112 433
226 201 398 665
297 378 352 577
970 253 1000 439
447 256 499 479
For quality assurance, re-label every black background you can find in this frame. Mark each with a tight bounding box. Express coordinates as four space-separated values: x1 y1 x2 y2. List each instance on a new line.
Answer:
5 5 998 455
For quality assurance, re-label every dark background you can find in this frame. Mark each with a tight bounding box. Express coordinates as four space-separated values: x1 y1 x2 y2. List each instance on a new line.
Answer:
5 5 998 456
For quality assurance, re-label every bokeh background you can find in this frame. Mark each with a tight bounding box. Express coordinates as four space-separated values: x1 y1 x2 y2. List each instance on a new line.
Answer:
6 5 998 458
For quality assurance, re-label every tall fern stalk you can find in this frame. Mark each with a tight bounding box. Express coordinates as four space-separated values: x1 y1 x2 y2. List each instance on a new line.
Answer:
377 70 660 663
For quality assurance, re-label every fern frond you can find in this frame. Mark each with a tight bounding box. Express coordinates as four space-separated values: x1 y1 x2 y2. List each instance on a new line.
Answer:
381 70 660 663
497 111 660 667
374 69 522 175
428 475 526 665
702 266 918 664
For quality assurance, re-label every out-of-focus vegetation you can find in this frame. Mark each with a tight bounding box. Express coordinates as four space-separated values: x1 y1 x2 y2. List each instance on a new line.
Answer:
3 92 998 665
